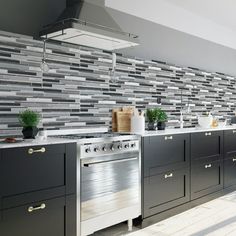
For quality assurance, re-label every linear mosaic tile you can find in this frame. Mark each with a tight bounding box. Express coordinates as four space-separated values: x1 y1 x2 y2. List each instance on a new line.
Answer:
0 31 236 137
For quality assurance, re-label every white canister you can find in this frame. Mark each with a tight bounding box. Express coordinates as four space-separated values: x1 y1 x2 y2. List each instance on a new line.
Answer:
131 115 145 134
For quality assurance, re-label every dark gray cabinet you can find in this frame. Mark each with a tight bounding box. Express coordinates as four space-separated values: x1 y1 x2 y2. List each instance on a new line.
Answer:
224 130 236 188
142 134 190 218
0 143 77 236
190 131 223 200
142 129 236 225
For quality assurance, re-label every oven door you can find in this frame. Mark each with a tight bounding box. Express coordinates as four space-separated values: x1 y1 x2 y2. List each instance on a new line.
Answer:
81 152 140 221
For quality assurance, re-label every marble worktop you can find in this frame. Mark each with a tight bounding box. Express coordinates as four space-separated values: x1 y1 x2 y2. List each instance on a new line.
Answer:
0 137 77 149
140 125 236 137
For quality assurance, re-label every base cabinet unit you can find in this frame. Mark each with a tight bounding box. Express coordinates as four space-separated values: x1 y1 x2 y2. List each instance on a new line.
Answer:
142 134 190 218
141 130 236 226
190 131 223 200
191 160 223 200
143 168 190 218
0 143 77 236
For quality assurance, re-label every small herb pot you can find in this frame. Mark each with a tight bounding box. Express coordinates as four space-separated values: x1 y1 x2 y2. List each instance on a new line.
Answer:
157 121 166 130
148 122 157 131
22 127 38 139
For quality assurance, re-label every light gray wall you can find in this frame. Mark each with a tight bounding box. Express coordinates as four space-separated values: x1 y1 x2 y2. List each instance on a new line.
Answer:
108 9 236 76
0 0 236 76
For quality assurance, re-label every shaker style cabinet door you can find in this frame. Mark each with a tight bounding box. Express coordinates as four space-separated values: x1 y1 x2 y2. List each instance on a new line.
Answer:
0 197 65 236
0 143 76 209
191 160 223 200
143 168 190 218
191 131 223 165
142 134 190 177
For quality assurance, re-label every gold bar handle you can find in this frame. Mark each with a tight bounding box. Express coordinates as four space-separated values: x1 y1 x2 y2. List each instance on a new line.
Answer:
164 173 173 179
205 164 212 169
28 203 46 213
165 136 173 140
28 147 46 155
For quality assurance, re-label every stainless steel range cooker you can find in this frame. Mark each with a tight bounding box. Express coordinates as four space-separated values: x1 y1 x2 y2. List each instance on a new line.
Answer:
54 129 141 236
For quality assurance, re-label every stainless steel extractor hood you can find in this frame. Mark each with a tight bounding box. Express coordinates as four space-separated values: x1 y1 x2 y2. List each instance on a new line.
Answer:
40 0 139 50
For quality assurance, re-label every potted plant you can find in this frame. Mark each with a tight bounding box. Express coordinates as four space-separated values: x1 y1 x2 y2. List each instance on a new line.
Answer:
146 108 158 130
156 108 168 130
18 109 41 139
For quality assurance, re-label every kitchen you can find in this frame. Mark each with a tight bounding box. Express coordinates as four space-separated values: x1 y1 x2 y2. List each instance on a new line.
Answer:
1 0 236 236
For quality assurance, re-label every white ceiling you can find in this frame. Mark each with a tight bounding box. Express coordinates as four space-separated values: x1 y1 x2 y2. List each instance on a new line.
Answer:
106 0 236 50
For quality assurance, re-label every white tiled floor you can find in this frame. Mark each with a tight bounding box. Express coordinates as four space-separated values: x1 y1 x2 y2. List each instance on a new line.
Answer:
93 191 236 236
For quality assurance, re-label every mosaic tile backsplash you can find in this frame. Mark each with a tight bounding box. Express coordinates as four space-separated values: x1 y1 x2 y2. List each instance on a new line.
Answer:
0 31 236 137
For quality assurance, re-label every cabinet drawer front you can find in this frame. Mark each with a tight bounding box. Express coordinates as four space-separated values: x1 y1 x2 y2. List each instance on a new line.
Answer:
224 130 236 155
143 168 190 218
191 131 223 164
191 160 223 200
143 134 190 177
224 158 236 188
1 144 66 198
0 197 65 236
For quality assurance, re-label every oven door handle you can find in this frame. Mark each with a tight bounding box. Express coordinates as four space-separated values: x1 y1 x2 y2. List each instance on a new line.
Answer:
83 157 138 167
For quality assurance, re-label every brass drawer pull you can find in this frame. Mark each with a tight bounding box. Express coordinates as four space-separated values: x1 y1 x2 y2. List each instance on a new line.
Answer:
205 164 212 169
28 203 46 213
233 158 236 162
28 147 46 155
164 173 173 179
165 136 173 140
205 132 212 136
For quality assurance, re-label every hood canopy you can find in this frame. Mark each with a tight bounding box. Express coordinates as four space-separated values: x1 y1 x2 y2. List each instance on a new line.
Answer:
40 0 139 50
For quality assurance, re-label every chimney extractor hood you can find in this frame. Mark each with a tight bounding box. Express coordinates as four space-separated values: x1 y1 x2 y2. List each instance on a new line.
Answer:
39 0 139 51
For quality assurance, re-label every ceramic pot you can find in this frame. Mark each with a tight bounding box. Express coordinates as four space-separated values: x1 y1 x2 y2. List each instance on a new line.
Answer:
22 127 38 139
157 121 166 130
147 122 157 130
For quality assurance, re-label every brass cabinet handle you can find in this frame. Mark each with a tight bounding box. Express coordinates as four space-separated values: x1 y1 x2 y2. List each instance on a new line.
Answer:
233 158 236 162
205 164 212 169
205 132 212 136
28 147 46 155
165 136 173 140
28 203 46 213
164 173 173 179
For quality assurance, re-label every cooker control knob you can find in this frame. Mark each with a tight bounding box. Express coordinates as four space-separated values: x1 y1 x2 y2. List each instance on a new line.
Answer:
85 147 91 153
102 146 107 152
94 147 99 152
131 143 136 148
118 144 122 150
110 145 115 151
124 144 129 149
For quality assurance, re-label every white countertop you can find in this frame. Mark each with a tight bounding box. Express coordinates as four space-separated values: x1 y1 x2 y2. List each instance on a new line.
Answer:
139 126 236 137
0 137 77 149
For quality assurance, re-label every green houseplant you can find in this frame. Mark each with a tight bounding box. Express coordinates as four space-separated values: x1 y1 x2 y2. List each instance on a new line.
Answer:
19 109 41 139
146 108 158 130
156 108 168 130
